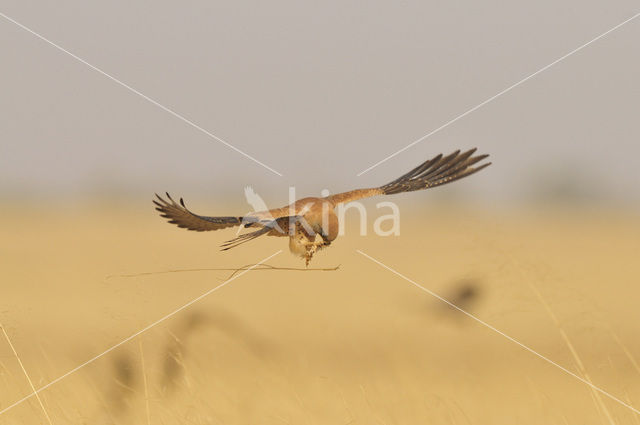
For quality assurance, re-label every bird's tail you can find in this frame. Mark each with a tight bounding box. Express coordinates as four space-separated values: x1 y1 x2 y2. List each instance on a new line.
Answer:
379 148 490 195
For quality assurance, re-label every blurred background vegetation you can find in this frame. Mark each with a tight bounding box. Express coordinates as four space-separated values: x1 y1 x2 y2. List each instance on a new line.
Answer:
1 1 639 423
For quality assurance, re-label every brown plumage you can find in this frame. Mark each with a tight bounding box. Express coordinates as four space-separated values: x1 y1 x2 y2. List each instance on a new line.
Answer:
154 148 490 265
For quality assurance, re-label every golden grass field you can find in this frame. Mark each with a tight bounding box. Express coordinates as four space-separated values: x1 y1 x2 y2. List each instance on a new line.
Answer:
1 203 639 424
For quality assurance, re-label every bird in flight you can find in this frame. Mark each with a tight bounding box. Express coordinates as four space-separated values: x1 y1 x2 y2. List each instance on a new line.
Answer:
154 148 490 265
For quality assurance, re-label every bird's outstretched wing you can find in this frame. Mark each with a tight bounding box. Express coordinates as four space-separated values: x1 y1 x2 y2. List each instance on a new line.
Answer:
327 148 490 205
153 193 246 232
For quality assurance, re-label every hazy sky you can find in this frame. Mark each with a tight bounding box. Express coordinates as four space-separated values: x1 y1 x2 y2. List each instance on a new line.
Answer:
1 1 639 205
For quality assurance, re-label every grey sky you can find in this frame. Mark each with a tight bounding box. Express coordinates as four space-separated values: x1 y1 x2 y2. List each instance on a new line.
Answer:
1 0 639 205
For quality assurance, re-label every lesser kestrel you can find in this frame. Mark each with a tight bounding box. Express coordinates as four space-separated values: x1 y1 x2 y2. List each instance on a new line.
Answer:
154 148 490 265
